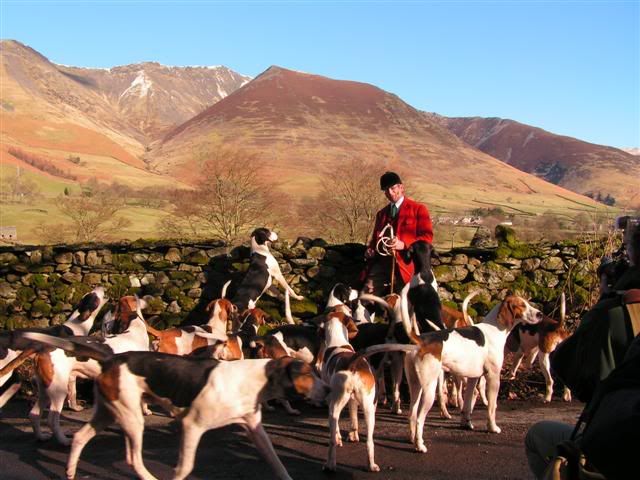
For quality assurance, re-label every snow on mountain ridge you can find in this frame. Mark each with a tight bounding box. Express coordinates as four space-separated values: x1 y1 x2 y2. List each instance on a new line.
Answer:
119 70 153 99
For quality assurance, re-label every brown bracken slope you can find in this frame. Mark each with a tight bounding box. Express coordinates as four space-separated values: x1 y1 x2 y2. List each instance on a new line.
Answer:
429 114 640 208
155 66 603 214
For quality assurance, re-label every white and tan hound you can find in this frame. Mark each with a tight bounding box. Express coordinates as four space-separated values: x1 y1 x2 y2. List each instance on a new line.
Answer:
320 309 380 472
506 293 571 402
145 297 236 355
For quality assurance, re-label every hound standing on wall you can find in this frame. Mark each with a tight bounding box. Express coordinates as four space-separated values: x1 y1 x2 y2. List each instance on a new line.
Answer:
232 228 303 323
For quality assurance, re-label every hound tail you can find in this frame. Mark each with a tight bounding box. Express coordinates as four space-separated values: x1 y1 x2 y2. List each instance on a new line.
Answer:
0 382 21 408
559 292 566 328
462 290 480 326
0 349 35 378
143 320 164 338
361 343 418 358
221 280 232 299
360 292 424 344
20 332 113 363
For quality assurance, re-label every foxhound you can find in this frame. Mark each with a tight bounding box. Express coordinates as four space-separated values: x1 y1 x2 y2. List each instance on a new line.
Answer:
21 331 328 480
0 286 107 410
506 293 571 402
231 228 303 321
364 294 543 453
29 295 149 445
145 297 236 355
320 309 380 472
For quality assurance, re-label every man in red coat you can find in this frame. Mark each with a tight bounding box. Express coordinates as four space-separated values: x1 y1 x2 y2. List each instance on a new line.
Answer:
362 171 434 296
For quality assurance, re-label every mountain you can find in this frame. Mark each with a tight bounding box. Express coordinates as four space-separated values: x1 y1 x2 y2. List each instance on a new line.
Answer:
428 114 640 208
1 43 613 245
154 66 601 215
0 39 249 188
54 62 250 141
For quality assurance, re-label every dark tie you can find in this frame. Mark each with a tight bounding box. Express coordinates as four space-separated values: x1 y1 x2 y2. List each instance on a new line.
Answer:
390 204 398 218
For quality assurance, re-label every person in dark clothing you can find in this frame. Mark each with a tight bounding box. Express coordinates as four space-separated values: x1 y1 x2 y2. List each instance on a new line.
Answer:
525 220 640 479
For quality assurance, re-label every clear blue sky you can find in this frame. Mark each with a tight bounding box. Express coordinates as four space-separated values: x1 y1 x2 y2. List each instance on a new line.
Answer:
1 0 639 148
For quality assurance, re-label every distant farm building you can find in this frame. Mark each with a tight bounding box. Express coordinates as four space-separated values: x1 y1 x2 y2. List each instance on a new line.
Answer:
0 226 17 241
436 216 482 226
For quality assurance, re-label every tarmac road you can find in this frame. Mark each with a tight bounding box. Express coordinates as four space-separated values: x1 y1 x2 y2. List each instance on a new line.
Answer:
0 396 583 480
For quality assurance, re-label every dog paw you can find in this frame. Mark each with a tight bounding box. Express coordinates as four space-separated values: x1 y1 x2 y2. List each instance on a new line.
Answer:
392 407 403 415
58 435 72 446
414 443 428 453
440 410 452 419
322 464 336 473
369 463 380 472
68 404 84 412
460 420 474 430
36 433 52 442
348 431 359 442
287 408 301 416
488 424 502 434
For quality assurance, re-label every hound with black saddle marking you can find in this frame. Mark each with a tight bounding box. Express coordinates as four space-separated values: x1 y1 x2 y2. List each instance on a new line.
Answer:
231 228 303 318
0 286 106 411
399 240 444 332
28 295 149 445
21 331 328 480
363 294 543 453
320 310 380 473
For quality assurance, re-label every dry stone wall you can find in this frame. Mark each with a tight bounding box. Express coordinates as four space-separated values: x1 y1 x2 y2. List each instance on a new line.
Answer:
0 233 599 330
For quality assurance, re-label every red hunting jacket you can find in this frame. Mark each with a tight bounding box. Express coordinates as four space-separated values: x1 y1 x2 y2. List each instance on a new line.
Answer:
367 196 433 284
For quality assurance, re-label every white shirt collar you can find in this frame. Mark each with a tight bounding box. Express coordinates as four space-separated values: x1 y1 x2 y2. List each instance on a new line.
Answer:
393 196 405 209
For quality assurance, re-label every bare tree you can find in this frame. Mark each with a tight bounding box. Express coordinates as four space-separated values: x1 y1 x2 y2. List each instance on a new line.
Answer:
56 189 131 242
300 158 385 243
159 149 282 245
1 168 41 203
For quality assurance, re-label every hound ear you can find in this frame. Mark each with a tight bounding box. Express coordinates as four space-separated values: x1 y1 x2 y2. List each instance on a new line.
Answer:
265 357 298 391
257 311 269 325
204 300 217 315
498 297 521 329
